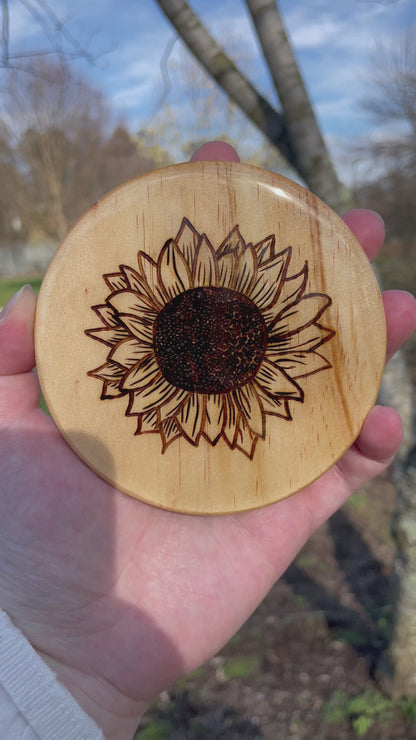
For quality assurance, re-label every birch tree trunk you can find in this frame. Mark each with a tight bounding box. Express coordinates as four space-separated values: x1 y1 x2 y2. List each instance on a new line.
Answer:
155 0 292 163
245 0 349 210
155 0 353 211
385 446 416 698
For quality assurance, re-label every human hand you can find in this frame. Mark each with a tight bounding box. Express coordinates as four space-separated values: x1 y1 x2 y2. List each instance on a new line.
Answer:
0 142 415 740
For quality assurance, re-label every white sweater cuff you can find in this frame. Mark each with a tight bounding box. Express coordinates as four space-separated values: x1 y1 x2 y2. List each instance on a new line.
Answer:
0 609 105 739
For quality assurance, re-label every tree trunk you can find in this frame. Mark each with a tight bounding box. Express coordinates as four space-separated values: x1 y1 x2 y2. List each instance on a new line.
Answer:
155 0 353 211
245 0 350 211
380 446 416 697
155 0 292 169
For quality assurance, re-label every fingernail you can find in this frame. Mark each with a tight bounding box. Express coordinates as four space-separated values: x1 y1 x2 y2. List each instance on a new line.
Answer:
0 285 34 324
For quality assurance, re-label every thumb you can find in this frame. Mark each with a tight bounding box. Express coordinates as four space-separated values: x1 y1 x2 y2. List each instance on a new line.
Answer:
0 285 37 375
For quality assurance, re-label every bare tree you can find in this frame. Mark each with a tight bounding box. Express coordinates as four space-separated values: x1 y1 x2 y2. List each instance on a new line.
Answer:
154 0 352 211
141 40 289 173
0 122 26 242
4 58 108 239
245 0 343 208
363 29 416 134
3 58 153 242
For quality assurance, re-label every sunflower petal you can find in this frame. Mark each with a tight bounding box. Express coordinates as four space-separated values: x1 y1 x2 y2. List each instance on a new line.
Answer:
233 383 265 438
234 416 257 459
158 238 192 301
277 264 308 307
107 290 158 322
121 265 162 308
101 379 126 399
249 248 291 310
92 304 118 327
109 338 153 368
254 234 275 265
205 394 226 444
217 251 238 289
159 388 190 421
137 251 157 290
125 374 176 414
274 351 332 379
133 409 160 433
255 390 292 420
161 417 182 452
121 355 160 391
268 323 335 354
118 315 154 344
138 409 160 432
85 326 130 347
88 361 125 382
234 245 258 296
222 395 239 448
261 264 309 326
121 265 145 293
174 217 200 268
270 294 332 338
216 225 246 257
128 394 156 418
255 358 304 400
104 272 129 292
192 234 219 287
177 394 204 444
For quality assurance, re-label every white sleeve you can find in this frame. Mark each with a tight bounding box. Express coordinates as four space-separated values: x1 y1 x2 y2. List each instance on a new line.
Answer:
0 609 105 740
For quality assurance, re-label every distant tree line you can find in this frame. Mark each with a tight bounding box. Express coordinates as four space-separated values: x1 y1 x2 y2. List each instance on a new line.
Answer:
0 59 164 246
355 30 416 250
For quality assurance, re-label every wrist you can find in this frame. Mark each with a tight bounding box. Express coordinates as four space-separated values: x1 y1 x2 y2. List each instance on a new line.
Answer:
36 651 148 740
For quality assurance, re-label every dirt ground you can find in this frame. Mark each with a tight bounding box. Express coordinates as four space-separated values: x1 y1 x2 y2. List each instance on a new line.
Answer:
136 474 416 739
135 247 416 740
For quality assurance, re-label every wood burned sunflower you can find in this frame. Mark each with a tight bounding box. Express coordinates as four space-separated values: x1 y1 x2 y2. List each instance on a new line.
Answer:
86 218 335 458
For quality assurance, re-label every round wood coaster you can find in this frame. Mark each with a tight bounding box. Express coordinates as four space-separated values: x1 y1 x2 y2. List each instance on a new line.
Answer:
35 162 386 515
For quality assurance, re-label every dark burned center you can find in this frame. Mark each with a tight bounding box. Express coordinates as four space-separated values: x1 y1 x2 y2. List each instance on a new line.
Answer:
154 286 268 394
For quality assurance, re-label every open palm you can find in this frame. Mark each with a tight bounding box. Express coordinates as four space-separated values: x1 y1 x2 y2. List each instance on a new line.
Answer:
0 143 415 740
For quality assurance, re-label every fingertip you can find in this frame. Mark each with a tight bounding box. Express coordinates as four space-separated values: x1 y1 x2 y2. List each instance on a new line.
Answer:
0 285 37 375
383 289 416 361
191 141 240 162
341 209 385 261
355 405 403 464
0 284 36 323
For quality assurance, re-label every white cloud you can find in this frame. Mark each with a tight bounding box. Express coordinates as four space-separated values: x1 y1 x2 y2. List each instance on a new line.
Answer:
290 19 341 49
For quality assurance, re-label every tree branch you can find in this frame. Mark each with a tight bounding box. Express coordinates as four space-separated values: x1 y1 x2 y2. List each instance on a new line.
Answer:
1 0 9 66
0 0 96 68
154 0 293 166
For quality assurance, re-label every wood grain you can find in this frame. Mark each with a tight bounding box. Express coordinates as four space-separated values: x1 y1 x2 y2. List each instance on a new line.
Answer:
35 162 386 514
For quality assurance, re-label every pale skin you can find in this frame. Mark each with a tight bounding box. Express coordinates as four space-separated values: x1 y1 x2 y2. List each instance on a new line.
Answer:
0 142 415 740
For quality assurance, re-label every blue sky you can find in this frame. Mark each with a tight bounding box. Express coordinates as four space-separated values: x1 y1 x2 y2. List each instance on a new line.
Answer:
3 0 415 181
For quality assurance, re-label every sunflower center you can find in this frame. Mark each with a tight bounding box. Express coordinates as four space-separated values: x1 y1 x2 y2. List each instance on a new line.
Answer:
154 286 268 394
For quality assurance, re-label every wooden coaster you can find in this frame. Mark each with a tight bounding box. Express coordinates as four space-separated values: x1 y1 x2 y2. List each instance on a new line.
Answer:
35 162 386 514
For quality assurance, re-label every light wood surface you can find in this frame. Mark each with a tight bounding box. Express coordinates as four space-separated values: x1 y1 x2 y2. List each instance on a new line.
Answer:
35 162 386 514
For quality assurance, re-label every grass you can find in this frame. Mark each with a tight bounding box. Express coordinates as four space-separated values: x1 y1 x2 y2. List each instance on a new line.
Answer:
134 719 174 739
323 689 416 738
223 655 261 680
